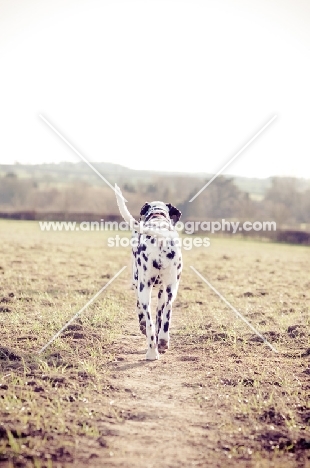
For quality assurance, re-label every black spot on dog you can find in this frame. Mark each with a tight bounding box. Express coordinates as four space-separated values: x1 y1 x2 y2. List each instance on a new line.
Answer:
153 260 160 270
151 238 155 244
142 304 147 310
138 313 144 322
158 290 162 299
166 250 175 260
177 263 182 269
151 335 154 341
164 321 169 332
143 264 147 271
146 235 151 240
151 276 156 283
147 312 150 320
167 310 171 321
142 253 148 262
166 286 173 301
147 280 151 287
139 282 144 292
177 274 180 280
137 257 141 266
137 243 147 255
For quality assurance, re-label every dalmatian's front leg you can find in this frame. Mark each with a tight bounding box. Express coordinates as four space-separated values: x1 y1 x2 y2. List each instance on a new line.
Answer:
138 284 159 360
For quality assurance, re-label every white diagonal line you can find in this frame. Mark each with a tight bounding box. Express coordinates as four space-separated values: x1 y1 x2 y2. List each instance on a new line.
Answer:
190 266 278 353
38 266 127 354
39 114 127 202
188 115 277 202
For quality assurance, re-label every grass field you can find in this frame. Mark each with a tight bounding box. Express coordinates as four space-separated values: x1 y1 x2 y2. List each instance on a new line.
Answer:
0 220 309 467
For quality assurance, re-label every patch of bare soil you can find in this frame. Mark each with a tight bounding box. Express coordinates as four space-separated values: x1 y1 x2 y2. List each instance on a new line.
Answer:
93 315 225 467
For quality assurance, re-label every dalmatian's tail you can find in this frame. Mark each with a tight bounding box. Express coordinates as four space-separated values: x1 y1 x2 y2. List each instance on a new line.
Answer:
114 184 178 239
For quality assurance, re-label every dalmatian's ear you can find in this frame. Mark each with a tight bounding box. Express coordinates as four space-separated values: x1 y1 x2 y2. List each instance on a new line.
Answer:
166 203 182 225
140 203 150 218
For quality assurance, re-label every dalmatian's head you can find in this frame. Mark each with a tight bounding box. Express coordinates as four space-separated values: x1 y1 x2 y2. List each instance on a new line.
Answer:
139 201 182 225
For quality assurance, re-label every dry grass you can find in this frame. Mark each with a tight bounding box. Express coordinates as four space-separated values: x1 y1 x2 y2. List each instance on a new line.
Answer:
0 220 309 467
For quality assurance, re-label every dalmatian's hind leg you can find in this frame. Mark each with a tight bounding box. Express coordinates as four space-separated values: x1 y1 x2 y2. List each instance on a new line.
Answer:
157 280 180 353
136 299 146 335
155 286 165 346
137 285 159 361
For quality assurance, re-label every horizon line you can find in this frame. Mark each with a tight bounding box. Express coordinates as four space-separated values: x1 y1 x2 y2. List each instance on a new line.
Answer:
0 161 307 181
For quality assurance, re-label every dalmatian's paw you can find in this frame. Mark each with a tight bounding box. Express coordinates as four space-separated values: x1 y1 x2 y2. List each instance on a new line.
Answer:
145 347 159 360
158 339 169 353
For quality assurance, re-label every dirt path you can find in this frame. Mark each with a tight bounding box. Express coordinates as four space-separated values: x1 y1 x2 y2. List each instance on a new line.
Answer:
96 297 223 468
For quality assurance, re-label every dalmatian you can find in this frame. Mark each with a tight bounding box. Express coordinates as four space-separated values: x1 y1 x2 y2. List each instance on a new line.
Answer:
114 184 182 360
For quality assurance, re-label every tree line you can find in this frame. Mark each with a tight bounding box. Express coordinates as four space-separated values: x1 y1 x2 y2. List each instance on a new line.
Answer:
0 171 309 227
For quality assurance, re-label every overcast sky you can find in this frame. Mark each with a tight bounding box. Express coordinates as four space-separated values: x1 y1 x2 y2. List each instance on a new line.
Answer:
1 0 310 178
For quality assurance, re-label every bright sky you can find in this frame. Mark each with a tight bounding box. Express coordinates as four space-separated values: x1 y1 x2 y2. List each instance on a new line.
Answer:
1 0 310 179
